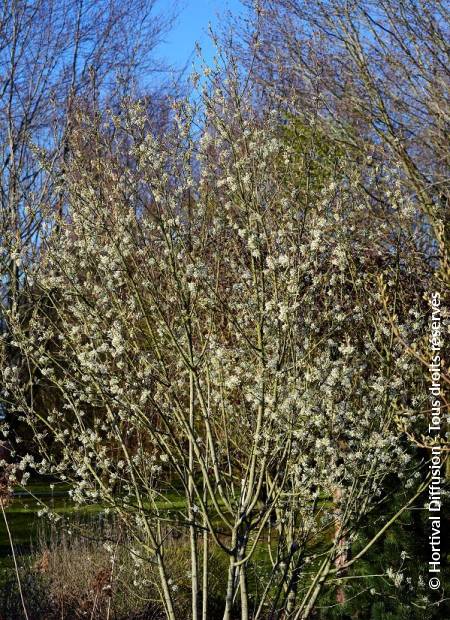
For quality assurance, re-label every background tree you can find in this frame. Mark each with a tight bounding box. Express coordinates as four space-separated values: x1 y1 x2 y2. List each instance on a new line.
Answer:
0 0 175 314
0 0 177 444
239 0 449 449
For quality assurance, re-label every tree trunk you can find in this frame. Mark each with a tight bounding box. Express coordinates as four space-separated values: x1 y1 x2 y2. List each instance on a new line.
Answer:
332 486 348 606
189 370 199 620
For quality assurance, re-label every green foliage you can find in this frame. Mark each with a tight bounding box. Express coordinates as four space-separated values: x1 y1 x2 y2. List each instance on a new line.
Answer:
318 471 450 620
281 114 348 199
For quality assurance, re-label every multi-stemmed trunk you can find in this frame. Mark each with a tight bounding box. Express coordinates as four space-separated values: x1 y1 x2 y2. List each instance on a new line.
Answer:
222 523 250 620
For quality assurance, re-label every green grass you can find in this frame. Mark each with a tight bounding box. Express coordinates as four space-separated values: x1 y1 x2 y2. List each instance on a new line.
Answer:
0 481 189 561
0 482 100 557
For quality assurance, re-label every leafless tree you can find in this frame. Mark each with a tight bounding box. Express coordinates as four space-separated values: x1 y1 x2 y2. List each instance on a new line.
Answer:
242 0 449 280
0 0 176 317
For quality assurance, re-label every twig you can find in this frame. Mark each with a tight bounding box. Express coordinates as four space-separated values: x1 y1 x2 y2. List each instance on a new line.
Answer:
0 500 29 620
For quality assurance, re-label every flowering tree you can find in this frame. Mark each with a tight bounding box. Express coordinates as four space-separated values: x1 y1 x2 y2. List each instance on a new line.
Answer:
0 0 177 471
0 41 441 616
241 0 449 454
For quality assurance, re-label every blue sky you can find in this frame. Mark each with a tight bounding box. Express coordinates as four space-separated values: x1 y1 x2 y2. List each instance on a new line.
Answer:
156 0 245 73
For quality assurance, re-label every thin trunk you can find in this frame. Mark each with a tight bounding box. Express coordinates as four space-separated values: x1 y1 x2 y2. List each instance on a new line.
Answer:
189 370 199 620
189 517 199 620
202 442 209 620
202 529 208 620
223 556 236 620
223 530 238 620
156 550 176 620
285 560 302 616
1 502 29 620
239 561 249 620
296 555 333 620
332 486 347 606
284 511 297 615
